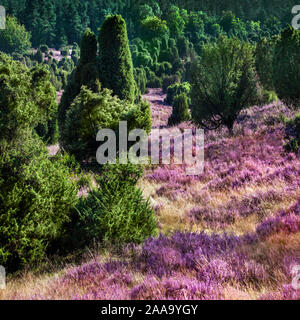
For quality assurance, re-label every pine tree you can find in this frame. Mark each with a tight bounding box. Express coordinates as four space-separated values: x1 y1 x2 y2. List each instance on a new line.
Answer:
98 15 135 102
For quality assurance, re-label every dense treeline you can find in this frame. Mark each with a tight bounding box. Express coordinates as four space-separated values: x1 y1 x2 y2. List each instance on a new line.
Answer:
0 0 292 47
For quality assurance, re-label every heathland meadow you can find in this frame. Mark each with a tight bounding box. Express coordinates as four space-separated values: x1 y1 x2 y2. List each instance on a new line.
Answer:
0 0 300 300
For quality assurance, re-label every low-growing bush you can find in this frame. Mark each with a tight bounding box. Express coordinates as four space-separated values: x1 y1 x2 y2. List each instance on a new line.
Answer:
257 89 278 106
71 163 157 247
62 84 152 162
284 114 300 153
165 82 191 105
162 74 180 93
147 71 162 88
168 93 191 125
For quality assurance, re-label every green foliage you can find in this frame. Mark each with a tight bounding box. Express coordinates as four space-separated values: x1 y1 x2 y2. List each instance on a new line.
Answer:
272 27 300 107
255 37 277 91
284 138 298 154
0 134 78 270
99 15 135 102
63 84 151 161
0 16 31 55
166 5 185 38
165 82 190 105
162 74 180 93
284 114 300 153
40 44 49 54
168 92 191 125
60 48 69 57
147 71 162 88
71 163 157 247
80 28 97 65
0 54 57 142
190 37 258 133
134 67 147 94
77 173 94 190
34 49 44 64
257 89 278 106
140 16 169 41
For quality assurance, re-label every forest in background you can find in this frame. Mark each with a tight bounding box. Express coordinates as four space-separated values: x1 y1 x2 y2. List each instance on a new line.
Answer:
0 0 293 47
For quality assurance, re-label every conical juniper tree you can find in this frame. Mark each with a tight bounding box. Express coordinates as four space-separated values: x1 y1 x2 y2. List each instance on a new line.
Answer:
58 28 99 135
98 15 135 103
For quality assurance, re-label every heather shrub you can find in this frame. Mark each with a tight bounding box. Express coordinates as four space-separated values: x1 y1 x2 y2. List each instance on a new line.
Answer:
71 163 157 246
168 93 191 125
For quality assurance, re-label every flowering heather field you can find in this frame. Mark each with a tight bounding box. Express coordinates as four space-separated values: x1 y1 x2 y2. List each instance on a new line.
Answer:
2 89 300 300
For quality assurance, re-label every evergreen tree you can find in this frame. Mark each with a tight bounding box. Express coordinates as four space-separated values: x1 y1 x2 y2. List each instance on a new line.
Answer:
0 16 31 55
190 37 258 134
98 15 135 102
272 27 300 107
79 28 97 65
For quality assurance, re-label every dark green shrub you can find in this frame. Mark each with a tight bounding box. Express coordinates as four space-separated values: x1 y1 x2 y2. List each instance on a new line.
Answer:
0 16 31 55
147 71 162 88
79 28 97 65
63 85 151 161
40 44 49 54
34 49 44 64
273 27 300 107
284 138 298 153
61 48 69 57
162 74 180 93
0 133 78 271
165 82 191 105
0 54 57 142
71 163 157 247
140 16 169 41
255 37 277 91
168 93 191 125
134 67 147 94
99 15 135 103
177 36 189 58
284 114 300 153
190 37 258 134
35 116 59 145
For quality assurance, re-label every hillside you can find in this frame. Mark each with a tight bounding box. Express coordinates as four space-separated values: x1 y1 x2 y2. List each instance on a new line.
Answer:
1 91 299 300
